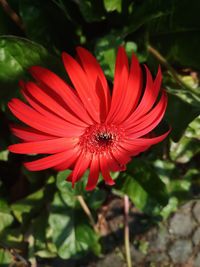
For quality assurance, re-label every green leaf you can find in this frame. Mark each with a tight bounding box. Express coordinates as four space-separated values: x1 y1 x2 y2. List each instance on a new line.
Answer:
11 175 55 224
19 0 78 51
153 159 176 183
0 211 13 233
56 170 86 201
124 0 172 36
86 190 106 210
0 36 48 84
124 0 200 69
0 199 13 232
0 201 13 232
116 159 168 215
120 175 156 211
11 188 44 223
170 137 200 163
56 170 73 192
167 179 191 196
0 227 24 255
148 0 200 69
160 197 178 219
48 191 101 259
130 159 168 204
187 116 200 139
166 94 199 141
166 86 200 109
28 213 57 258
32 214 48 251
0 150 8 161
103 0 122 13
170 116 200 163
95 33 124 79
77 0 106 22
165 73 200 108
56 170 106 210
124 41 137 58
153 160 191 204
0 249 12 266
0 36 50 109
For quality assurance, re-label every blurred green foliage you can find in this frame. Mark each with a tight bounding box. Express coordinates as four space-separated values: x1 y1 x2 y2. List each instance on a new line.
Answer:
0 0 199 265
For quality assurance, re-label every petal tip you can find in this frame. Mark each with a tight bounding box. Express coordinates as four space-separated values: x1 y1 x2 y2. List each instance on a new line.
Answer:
85 184 95 191
105 179 115 186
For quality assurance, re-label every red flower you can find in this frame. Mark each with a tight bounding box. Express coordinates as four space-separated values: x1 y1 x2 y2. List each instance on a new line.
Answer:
8 47 169 190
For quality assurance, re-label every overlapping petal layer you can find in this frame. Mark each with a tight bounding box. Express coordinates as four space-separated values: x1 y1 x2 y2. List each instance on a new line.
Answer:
8 46 169 190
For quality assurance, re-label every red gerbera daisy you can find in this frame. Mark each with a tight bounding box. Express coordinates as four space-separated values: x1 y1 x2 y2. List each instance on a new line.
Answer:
8 47 169 190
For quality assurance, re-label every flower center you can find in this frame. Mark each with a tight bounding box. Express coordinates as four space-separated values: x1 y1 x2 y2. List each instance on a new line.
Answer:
95 132 113 145
79 124 123 154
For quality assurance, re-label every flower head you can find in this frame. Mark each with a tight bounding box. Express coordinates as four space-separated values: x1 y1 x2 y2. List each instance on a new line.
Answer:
8 47 169 190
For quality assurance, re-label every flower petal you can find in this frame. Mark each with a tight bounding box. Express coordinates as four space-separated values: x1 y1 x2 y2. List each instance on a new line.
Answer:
86 155 100 191
106 47 129 123
101 150 125 172
10 125 56 142
62 52 101 122
118 140 150 157
124 65 155 124
24 150 75 171
99 155 115 185
76 47 111 120
29 66 93 124
125 128 171 147
9 137 77 154
54 149 80 171
23 81 88 127
21 87 85 132
70 152 91 187
8 99 84 137
111 147 132 166
134 65 162 118
125 91 167 138
112 52 142 123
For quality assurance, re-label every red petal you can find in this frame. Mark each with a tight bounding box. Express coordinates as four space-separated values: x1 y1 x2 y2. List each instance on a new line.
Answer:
99 155 115 185
106 47 129 123
24 82 88 127
70 152 91 187
24 150 76 171
125 128 171 147
29 66 92 124
103 151 124 172
118 140 149 156
62 52 101 122
86 155 100 191
8 99 84 137
134 65 162 118
112 52 142 123
126 91 167 138
111 147 132 166
21 88 85 133
124 65 155 124
54 149 80 171
153 66 162 101
9 137 77 154
10 125 56 142
76 47 111 121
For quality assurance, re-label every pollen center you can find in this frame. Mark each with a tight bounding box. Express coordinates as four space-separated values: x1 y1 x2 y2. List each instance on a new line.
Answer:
95 132 113 145
79 124 124 154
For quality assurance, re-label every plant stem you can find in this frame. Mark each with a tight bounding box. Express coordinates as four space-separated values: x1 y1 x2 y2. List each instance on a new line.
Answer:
77 195 98 233
0 241 30 266
0 0 25 31
147 44 197 94
124 195 132 267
